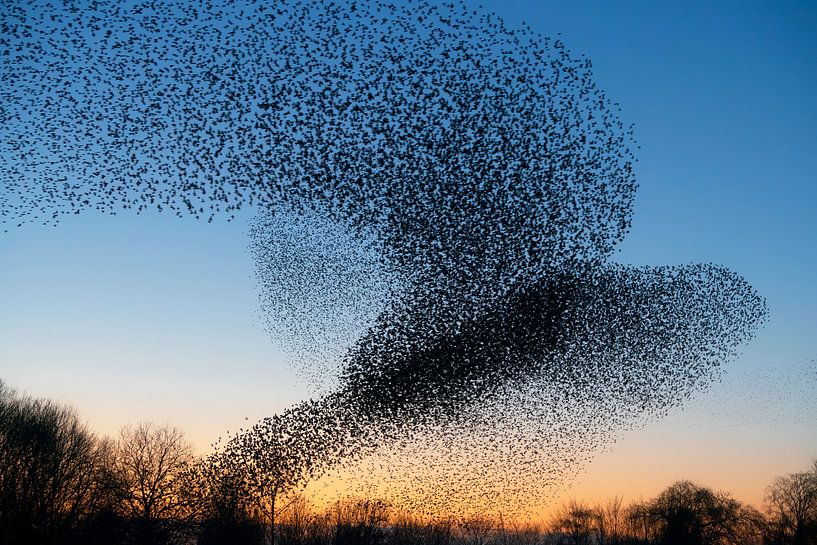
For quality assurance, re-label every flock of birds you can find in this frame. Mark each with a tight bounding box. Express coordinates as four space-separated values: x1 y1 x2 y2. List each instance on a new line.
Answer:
2 0 769 517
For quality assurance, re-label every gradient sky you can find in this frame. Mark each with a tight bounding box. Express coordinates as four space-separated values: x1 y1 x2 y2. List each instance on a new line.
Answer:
1 0 816 515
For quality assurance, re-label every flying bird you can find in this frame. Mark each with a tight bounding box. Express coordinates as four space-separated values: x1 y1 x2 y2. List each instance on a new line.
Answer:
0 0 767 517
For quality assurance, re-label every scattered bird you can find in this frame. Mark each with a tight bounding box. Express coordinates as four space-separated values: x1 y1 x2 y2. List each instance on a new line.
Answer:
1 0 767 517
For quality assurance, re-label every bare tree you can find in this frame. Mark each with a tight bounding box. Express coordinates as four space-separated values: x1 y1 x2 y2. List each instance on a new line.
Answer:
391 513 454 545
277 493 327 545
550 500 594 545
196 449 266 545
114 422 197 545
732 504 766 545
764 468 817 545
591 496 626 545
0 380 118 544
333 498 390 545
494 514 542 545
624 481 762 545
218 409 323 544
458 515 495 545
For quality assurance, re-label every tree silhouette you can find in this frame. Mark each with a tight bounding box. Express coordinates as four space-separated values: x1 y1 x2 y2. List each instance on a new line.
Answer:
550 500 594 545
196 449 265 545
592 497 627 545
3 378 816 545
764 466 817 545
113 422 198 545
216 414 318 545
630 481 761 545
332 498 390 545
0 381 117 545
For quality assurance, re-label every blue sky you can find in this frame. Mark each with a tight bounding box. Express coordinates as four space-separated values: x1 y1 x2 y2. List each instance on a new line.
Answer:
1 0 815 507
484 0 817 366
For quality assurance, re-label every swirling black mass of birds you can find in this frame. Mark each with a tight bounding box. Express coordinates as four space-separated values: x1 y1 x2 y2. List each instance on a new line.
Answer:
1 0 768 516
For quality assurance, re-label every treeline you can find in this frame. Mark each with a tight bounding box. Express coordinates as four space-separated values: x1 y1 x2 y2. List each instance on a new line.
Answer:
1 380 816 545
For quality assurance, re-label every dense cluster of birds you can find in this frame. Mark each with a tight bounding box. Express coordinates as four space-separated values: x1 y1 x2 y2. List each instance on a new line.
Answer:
1 0 768 516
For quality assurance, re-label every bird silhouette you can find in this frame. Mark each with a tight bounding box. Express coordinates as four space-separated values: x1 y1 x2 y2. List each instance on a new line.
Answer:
1 0 767 518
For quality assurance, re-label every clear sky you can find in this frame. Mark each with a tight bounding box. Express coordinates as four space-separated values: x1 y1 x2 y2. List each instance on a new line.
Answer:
1 0 816 514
